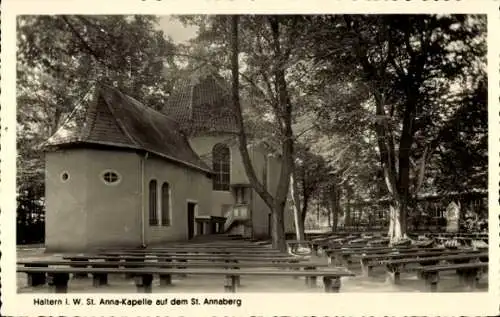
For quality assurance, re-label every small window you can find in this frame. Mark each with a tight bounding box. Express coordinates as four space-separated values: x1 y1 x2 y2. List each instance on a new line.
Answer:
61 172 70 182
101 170 120 185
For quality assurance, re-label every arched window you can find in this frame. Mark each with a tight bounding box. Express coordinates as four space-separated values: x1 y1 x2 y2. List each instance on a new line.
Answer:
161 182 171 226
149 180 158 226
212 143 230 191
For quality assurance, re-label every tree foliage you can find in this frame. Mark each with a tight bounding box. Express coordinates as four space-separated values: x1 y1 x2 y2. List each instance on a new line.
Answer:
305 14 486 240
17 15 177 242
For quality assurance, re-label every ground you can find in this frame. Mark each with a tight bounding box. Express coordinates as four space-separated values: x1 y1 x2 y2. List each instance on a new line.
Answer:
16 245 488 293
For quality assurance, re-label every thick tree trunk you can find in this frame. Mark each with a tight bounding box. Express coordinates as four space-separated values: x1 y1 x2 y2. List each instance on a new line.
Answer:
271 200 287 251
332 185 341 232
268 16 294 252
290 173 305 241
387 199 408 243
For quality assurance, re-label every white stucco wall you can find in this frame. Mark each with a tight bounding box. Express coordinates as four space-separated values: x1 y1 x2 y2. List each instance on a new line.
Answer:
143 155 212 244
45 147 212 251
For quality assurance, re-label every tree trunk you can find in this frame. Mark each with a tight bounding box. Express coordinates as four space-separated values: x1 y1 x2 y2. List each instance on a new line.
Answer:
332 185 341 232
387 199 408 243
332 207 339 232
268 16 294 252
345 187 352 228
316 203 320 225
290 173 305 241
327 206 331 230
271 200 287 251
230 15 284 249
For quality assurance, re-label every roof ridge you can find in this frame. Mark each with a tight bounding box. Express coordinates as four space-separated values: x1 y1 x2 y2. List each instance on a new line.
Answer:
188 78 195 121
123 93 182 127
81 84 100 140
97 84 141 148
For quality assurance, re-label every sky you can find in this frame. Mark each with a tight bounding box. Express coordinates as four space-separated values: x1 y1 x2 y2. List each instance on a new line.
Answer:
157 16 197 43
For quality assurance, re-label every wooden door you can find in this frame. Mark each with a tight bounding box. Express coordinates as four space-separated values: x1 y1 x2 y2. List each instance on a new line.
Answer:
187 202 196 240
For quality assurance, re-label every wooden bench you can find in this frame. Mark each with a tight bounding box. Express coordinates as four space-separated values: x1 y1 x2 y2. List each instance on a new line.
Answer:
286 240 315 254
316 241 369 256
366 238 390 246
327 246 445 266
99 249 285 256
19 259 333 287
433 236 489 246
418 262 488 292
417 232 488 240
359 249 481 276
62 254 309 263
95 250 297 281
148 243 270 249
327 245 438 255
383 252 488 284
17 266 355 293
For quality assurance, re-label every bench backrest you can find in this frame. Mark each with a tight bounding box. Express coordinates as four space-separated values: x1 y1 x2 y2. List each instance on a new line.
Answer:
102 248 282 253
17 266 356 277
386 252 488 265
99 251 290 257
63 254 305 262
18 260 330 268
420 262 488 273
361 249 480 260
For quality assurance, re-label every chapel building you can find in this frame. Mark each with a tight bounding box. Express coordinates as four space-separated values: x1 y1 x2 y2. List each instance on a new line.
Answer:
43 76 293 252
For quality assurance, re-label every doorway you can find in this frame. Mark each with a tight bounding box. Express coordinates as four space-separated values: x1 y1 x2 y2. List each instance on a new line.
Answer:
187 202 196 240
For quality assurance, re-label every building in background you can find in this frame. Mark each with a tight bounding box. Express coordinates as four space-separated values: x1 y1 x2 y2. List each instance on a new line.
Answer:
162 74 294 238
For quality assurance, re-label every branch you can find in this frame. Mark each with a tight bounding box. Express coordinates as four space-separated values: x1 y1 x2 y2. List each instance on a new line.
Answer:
59 16 117 71
254 31 282 127
283 16 300 59
294 123 317 140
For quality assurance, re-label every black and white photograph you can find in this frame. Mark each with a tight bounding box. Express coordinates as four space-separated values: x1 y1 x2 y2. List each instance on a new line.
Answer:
1 1 499 316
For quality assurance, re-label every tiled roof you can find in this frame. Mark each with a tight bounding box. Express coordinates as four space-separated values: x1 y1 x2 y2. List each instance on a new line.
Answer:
162 74 239 136
43 84 212 174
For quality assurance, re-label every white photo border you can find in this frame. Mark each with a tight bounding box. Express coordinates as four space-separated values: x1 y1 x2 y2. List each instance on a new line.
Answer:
1 0 499 316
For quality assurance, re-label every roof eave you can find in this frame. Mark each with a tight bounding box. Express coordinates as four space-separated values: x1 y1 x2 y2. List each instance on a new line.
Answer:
43 141 214 176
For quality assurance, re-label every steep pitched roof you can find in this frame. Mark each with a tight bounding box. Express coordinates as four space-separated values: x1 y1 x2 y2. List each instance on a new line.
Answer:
43 84 212 174
161 74 239 136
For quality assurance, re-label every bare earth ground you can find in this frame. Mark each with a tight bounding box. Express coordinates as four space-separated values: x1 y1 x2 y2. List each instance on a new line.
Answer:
16 246 488 293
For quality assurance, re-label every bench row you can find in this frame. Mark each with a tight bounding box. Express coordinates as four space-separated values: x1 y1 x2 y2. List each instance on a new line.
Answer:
17 266 355 293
